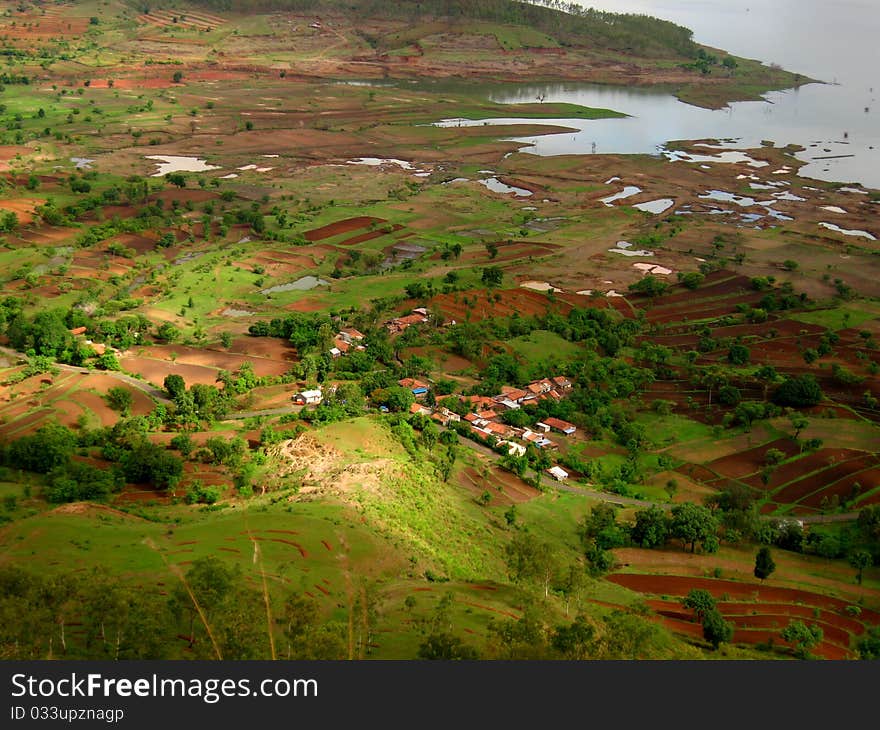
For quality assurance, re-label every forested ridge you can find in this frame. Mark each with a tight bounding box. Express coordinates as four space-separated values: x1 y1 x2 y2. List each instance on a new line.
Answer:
171 0 698 56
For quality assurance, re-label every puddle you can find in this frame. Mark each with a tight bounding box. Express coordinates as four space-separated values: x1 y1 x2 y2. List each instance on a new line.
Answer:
819 222 876 240
220 173 238 179
663 149 769 168
520 281 563 292
479 178 533 197
839 186 869 194
261 276 330 294
600 186 641 205
699 190 759 207
347 157 420 171
442 177 470 184
633 263 672 275
146 155 221 176
262 154 280 158
238 164 257 171
772 191 806 202
820 205 848 214
604 176 621 184
221 308 255 317
633 198 674 214
608 241 653 257
71 157 94 169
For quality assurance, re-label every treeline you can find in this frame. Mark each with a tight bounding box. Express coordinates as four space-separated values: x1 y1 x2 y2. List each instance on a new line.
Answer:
0 421 183 503
183 0 697 57
0 558 347 660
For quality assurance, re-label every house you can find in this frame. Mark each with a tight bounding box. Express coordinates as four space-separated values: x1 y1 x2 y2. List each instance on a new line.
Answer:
522 429 554 449
552 376 572 390
495 398 520 411
292 389 323 405
544 417 576 435
534 422 551 433
69 326 87 336
339 327 365 343
547 466 569 482
387 310 429 334
438 407 460 423
497 386 530 403
497 440 526 457
484 421 513 439
409 402 432 416
462 395 496 410
399 377 430 398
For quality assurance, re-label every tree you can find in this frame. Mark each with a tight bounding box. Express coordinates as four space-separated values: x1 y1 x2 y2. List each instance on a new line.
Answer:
417 632 479 660
105 386 133 416
773 374 823 407
172 70 183 83
679 271 704 290
754 546 776 581
505 532 557 596
485 241 499 259
789 413 809 440
701 609 733 650
164 374 186 401
630 506 669 548
727 344 750 365
481 266 503 288
781 620 823 659
628 275 668 298
156 323 180 342
848 550 872 585
669 502 718 553
681 589 716 621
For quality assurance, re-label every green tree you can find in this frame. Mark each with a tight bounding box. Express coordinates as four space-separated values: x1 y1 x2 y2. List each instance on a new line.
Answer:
630 506 669 548
669 502 718 553
104 386 133 416
481 266 503 288
848 550 872 585
505 532 557 596
701 608 733 650
781 620 823 659
681 588 716 620
754 546 776 581
773 374 823 407
417 632 479 660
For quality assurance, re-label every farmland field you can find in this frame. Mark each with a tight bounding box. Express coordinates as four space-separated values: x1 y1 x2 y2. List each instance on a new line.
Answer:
0 0 877 664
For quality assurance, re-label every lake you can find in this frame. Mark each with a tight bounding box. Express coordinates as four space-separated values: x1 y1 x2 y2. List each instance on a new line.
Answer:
441 0 880 188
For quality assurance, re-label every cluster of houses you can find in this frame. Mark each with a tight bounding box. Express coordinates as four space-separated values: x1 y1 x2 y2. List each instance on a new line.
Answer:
329 327 366 358
406 374 578 479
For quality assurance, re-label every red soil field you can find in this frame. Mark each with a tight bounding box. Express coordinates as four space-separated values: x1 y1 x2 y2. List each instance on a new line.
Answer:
126 344 291 378
772 455 879 504
303 216 385 241
799 466 880 508
741 448 871 491
608 573 880 623
337 225 404 246
707 438 801 479
119 357 222 387
0 197 46 224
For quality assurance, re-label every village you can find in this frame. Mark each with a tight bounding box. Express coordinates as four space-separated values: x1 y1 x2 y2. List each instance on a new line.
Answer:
293 311 579 483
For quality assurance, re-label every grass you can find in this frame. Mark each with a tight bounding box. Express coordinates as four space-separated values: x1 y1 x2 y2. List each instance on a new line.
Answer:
505 330 583 363
788 302 880 331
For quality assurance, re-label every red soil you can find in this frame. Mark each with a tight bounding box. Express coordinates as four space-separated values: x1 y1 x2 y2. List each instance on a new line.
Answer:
304 216 385 241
